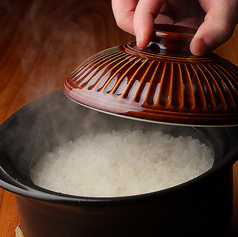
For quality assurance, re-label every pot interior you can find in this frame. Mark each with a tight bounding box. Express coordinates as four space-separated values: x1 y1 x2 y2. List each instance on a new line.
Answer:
0 89 238 199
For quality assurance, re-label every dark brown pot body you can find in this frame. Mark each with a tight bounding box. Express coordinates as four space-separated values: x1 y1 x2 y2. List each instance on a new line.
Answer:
0 90 237 237
16 168 233 237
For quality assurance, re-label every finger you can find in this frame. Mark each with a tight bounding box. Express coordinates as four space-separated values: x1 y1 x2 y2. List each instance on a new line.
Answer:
154 14 174 25
175 18 201 29
133 0 167 47
166 0 188 23
190 0 238 56
174 0 204 28
112 0 138 34
154 2 174 25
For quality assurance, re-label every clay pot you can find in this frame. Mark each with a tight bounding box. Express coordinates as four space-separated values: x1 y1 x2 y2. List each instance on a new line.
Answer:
0 90 237 237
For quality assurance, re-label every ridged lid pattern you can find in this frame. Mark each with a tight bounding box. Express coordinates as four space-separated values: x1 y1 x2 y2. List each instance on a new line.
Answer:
64 25 238 126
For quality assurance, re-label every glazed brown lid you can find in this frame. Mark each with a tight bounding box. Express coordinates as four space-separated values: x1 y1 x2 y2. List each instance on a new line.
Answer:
64 24 238 126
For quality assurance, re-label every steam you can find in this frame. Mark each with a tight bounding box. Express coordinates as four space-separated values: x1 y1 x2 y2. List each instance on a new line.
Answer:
5 0 97 106
1 0 176 179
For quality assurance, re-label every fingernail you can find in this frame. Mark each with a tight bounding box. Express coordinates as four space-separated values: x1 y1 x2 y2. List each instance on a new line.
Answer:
136 32 143 47
191 37 210 56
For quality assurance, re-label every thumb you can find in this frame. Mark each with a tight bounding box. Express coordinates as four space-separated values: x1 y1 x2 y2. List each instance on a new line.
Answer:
190 2 238 56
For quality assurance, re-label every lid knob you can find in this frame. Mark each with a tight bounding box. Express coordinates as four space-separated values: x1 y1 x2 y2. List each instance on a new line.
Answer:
150 24 196 55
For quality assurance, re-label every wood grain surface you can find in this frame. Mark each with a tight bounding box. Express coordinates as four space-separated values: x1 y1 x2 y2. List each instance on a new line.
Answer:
0 0 237 236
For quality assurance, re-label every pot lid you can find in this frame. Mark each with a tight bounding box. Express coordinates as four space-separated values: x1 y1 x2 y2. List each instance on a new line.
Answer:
64 24 238 126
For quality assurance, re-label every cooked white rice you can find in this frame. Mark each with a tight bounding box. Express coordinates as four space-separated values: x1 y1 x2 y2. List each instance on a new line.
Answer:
30 130 214 197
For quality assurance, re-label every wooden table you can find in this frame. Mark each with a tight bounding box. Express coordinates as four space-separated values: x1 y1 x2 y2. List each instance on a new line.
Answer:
0 0 237 236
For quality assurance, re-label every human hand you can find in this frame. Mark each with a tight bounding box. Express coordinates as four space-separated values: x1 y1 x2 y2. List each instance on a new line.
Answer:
112 0 238 56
